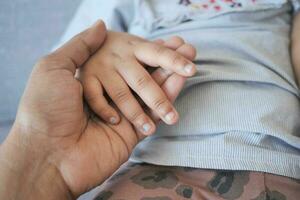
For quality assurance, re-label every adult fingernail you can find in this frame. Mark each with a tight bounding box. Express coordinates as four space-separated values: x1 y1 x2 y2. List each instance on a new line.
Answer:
184 64 195 74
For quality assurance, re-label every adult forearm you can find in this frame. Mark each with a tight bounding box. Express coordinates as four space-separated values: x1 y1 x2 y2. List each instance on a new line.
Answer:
292 13 300 86
0 125 73 200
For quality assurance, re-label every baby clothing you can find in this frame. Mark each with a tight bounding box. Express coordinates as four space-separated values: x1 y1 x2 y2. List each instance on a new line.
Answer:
57 0 300 178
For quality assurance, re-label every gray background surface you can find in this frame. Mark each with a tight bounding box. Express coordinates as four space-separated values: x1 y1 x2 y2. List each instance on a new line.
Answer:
0 1 98 199
0 0 81 139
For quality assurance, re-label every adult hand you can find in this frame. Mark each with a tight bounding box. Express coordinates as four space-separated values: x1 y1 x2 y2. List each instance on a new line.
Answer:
0 20 189 199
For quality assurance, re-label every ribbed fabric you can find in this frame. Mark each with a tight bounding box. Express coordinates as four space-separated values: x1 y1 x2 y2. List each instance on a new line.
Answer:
137 82 300 148
130 133 300 178
56 0 300 179
130 82 300 178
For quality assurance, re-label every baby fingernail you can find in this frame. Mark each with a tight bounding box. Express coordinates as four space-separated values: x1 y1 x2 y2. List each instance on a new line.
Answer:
184 64 195 74
141 123 152 134
165 111 176 123
109 116 117 124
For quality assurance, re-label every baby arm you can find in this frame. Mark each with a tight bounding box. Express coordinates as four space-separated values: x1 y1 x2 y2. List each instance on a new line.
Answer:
80 31 196 135
292 13 300 86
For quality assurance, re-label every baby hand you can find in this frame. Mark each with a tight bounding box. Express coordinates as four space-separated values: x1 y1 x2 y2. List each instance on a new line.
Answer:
80 31 196 135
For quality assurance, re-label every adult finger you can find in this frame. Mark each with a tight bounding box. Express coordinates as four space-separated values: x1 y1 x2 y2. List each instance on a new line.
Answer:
42 20 107 74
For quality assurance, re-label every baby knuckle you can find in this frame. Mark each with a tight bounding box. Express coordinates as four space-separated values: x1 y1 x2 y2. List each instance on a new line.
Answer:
152 97 168 110
154 45 167 56
135 74 152 90
111 52 123 66
113 88 130 104
172 36 184 43
111 52 122 60
170 54 185 67
128 39 140 46
97 106 111 116
85 93 98 103
128 111 143 123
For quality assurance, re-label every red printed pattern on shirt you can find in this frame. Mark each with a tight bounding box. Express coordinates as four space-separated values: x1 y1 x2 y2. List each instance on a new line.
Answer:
179 0 257 11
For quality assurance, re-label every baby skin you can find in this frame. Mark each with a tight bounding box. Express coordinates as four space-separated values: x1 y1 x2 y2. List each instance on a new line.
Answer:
80 30 197 135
